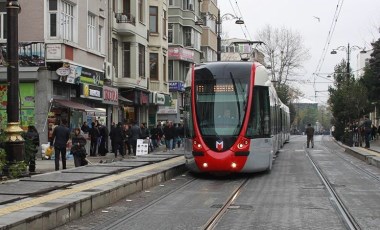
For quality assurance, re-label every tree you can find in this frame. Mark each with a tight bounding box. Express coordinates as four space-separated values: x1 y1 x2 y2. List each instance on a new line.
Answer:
255 24 310 85
328 61 370 140
360 38 380 103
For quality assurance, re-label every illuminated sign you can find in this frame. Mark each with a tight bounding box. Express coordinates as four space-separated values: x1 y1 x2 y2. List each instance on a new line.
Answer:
197 84 235 93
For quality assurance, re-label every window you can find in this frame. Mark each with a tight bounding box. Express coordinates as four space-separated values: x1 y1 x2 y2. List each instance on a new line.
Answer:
168 60 173 81
183 27 192 47
163 10 167 38
169 0 174 6
48 0 57 37
138 0 143 22
61 1 74 41
149 6 158 33
168 23 173 43
98 25 103 52
183 0 194 10
139 44 145 78
0 12 7 39
150 53 159 80
87 14 96 49
163 55 167 81
112 39 118 77
123 42 131 78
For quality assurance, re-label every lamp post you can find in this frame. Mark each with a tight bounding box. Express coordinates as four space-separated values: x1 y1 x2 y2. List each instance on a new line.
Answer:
195 11 244 61
331 43 366 81
4 0 24 165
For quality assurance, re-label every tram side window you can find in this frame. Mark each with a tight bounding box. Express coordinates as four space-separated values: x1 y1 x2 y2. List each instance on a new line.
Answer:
183 88 194 138
246 86 271 138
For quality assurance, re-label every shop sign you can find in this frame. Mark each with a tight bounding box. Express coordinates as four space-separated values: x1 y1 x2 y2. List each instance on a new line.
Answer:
103 86 118 105
168 47 194 62
157 99 177 114
61 64 104 86
156 93 165 105
46 44 62 60
169 81 185 92
140 91 149 105
80 83 103 101
56 67 71 76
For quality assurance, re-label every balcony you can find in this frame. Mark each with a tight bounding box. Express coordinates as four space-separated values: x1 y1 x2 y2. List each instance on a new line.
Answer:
115 13 136 25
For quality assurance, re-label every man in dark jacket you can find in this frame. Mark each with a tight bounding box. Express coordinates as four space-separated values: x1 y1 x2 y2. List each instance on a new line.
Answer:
50 119 70 170
24 125 40 173
305 123 315 148
89 122 100 156
129 121 141 155
109 122 125 158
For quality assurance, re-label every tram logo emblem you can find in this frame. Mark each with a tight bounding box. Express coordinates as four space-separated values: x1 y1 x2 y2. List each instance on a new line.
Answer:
216 141 223 151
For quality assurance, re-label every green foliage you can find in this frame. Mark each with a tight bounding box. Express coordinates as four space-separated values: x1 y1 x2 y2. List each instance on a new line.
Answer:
328 60 370 140
0 132 5 173
8 161 27 179
360 38 380 103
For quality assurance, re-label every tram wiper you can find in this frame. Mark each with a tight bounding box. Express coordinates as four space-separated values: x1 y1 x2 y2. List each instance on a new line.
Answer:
229 73 241 125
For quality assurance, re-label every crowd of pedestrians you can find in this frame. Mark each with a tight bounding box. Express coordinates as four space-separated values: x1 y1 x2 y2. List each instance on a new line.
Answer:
24 118 184 173
343 115 379 148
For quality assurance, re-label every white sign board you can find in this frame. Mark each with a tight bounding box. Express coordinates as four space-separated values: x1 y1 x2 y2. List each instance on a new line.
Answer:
136 139 149 155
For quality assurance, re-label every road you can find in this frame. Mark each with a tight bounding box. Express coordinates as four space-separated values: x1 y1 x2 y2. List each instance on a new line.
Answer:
56 135 380 230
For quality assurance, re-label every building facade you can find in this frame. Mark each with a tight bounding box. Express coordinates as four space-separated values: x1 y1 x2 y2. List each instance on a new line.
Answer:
0 0 111 145
166 0 203 124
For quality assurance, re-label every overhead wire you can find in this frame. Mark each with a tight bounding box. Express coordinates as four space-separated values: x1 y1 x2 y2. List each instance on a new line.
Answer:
312 0 345 100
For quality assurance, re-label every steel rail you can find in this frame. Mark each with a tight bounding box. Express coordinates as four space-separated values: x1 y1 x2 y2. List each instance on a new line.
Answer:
203 178 249 230
306 149 361 230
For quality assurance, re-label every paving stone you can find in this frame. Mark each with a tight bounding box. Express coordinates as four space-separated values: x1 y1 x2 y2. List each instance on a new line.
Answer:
121 157 167 163
0 194 26 205
20 172 108 183
0 181 71 195
90 161 150 168
62 166 129 174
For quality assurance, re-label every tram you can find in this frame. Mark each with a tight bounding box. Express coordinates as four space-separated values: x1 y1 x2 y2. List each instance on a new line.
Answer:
183 61 290 173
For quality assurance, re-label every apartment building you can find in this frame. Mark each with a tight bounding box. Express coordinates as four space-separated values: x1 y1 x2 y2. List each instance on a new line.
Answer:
166 0 203 124
0 0 110 144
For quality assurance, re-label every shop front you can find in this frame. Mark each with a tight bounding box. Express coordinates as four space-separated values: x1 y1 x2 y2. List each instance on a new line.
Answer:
156 93 175 124
121 89 149 125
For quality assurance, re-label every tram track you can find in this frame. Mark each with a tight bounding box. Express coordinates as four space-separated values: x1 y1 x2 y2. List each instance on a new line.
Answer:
306 141 361 230
321 136 380 183
202 178 249 230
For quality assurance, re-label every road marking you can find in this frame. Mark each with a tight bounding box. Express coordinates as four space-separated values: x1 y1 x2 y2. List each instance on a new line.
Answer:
0 156 184 217
295 150 304 152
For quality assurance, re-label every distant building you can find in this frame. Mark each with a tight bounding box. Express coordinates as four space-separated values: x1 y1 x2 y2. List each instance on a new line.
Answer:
221 38 265 64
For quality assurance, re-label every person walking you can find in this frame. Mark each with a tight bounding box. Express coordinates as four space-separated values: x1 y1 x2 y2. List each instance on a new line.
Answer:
305 123 315 148
360 115 372 148
97 122 109 156
89 121 100 156
71 128 87 167
129 121 142 155
81 121 90 134
110 122 125 158
123 123 132 155
163 121 176 151
50 119 70 171
23 125 40 173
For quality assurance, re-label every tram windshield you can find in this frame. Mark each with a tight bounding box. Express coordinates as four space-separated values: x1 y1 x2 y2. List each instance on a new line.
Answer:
194 65 251 136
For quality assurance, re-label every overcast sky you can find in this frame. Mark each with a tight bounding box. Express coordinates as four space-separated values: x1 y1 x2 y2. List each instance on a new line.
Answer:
218 0 380 104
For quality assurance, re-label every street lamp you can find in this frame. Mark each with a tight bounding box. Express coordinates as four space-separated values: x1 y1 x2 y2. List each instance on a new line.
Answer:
196 11 244 61
330 43 366 81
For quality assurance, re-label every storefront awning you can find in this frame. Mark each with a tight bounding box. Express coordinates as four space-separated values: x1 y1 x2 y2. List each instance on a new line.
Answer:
53 99 102 112
119 95 133 104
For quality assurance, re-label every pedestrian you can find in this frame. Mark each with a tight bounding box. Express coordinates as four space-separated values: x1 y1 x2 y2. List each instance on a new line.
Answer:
176 123 184 148
109 122 125 158
110 122 116 153
163 121 176 151
371 124 377 140
305 123 314 148
70 128 87 167
50 119 70 171
89 121 100 156
129 121 142 155
97 122 109 156
123 123 132 155
81 121 90 134
360 115 372 148
150 124 159 149
23 125 40 173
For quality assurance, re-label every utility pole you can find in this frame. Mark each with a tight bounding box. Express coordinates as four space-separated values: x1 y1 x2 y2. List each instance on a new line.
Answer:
4 0 24 166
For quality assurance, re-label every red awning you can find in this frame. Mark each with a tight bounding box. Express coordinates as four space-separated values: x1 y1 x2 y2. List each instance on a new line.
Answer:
53 99 101 112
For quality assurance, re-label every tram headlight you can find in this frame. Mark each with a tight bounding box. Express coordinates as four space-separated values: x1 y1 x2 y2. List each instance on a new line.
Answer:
203 162 208 168
231 162 237 168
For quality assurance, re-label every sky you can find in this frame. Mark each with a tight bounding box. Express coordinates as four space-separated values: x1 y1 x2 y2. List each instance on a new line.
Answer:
218 0 380 105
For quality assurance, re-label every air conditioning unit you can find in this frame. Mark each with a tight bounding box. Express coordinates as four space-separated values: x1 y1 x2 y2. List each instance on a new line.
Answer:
104 62 114 80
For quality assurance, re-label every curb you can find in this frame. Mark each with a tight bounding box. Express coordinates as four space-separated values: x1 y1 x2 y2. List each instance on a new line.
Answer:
0 157 187 230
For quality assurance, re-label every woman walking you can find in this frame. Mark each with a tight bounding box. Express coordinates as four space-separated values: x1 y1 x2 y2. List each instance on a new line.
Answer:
71 128 87 167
